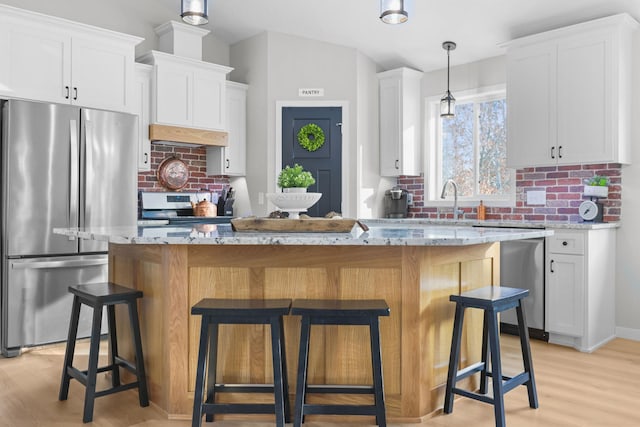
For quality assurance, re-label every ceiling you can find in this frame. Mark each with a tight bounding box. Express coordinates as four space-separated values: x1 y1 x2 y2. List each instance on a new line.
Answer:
149 0 640 73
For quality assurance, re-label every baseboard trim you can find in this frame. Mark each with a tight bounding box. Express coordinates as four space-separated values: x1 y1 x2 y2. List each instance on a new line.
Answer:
616 326 640 341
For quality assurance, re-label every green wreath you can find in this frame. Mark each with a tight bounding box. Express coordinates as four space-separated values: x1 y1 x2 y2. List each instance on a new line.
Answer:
297 123 325 152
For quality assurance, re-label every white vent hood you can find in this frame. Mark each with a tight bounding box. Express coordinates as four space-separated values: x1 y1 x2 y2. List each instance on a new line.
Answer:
138 21 233 146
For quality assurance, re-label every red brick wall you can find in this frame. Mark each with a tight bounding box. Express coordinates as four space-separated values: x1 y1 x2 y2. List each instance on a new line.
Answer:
399 163 622 222
138 145 230 193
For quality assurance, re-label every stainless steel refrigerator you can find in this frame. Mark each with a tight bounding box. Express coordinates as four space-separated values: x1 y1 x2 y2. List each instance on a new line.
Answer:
1 99 138 357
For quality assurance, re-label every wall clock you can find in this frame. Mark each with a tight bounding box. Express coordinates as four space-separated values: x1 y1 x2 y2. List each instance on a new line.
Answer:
157 156 189 190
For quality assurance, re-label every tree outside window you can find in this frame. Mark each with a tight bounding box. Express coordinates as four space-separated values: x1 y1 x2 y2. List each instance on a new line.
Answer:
435 90 513 203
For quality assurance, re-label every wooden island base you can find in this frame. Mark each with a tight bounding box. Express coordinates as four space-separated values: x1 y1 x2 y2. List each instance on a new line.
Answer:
108 242 499 422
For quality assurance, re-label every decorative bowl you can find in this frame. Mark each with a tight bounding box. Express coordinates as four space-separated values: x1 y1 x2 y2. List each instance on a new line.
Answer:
266 192 322 219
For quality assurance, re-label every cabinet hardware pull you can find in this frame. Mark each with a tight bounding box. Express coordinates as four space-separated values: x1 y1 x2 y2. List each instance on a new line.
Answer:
551 146 555 159
558 145 563 158
65 86 70 99
395 159 399 169
550 259 555 273
144 153 148 164
562 241 568 246
73 87 78 100
226 159 230 169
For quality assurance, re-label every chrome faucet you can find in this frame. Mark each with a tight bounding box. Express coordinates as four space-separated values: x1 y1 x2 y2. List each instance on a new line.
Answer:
440 179 463 220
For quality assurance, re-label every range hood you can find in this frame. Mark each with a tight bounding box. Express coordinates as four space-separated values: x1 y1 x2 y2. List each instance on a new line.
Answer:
142 21 232 147
149 124 228 147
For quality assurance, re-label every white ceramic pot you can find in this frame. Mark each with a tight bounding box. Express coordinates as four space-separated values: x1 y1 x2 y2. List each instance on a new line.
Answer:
282 187 307 193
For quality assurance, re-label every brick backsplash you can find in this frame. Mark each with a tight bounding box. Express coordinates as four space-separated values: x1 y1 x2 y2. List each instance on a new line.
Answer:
398 163 622 223
137 145 230 193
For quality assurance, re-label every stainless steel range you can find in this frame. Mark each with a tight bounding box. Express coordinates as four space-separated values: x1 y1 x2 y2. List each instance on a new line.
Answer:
139 191 233 225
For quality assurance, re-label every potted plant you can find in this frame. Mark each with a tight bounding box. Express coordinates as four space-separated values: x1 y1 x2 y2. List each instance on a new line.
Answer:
583 175 609 198
277 164 315 193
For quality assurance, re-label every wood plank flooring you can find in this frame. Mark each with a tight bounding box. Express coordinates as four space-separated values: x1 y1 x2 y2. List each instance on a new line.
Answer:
0 335 638 426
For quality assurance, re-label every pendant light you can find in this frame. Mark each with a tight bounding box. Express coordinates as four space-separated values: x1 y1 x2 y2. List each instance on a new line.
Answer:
380 0 408 24
181 0 208 26
440 41 457 117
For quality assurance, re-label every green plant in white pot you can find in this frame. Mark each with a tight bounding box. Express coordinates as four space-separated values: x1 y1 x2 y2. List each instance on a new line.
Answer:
277 164 315 193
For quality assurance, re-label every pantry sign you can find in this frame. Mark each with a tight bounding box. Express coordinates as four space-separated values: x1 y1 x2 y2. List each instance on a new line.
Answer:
298 88 324 97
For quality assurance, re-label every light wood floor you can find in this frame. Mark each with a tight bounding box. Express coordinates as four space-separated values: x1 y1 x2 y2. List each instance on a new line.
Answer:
0 335 639 427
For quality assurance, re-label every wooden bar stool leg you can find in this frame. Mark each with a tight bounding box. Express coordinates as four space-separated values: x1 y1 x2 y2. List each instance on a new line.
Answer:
59 295 81 401
479 309 490 394
444 303 465 414
83 303 104 423
293 315 312 427
107 304 121 388
205 322 218 423
270 316 287 427
192 315 210 427
487 308 505 427
516 301 539 408
128 300 149 407
370 317 387 427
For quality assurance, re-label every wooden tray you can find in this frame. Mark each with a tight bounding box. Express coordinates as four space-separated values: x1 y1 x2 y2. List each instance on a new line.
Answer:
231 217 367 233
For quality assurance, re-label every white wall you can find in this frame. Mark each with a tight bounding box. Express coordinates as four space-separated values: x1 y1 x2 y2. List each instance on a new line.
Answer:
0 0 230 65
230 31 381 218
615 31 640 340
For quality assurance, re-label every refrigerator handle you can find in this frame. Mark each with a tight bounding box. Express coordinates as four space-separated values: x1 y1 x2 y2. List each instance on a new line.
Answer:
84 120 94 225
11 258 108 270
69 119 79 240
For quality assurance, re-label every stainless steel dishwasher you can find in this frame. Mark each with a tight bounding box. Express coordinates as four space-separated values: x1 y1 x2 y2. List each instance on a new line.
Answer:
500 234 547 340
474 225 548 341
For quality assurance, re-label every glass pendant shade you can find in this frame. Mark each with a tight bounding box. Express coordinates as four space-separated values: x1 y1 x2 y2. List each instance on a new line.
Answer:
380 0 408 24
440 41 457 118
440 91 456 117
181 0 208 25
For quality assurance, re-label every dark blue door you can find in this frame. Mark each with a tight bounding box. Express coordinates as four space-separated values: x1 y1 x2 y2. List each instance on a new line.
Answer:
282 107 342 217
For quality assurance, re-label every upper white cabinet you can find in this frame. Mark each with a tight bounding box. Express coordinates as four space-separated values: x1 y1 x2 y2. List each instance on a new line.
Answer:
0 5 141 113
207 82 248 176
505 14 638 168
546 228 616 352
378 67 422 177
134 64 152 171
137 51 232 131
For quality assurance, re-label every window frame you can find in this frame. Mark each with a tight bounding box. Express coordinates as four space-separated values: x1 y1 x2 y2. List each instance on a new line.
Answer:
424 84 515 208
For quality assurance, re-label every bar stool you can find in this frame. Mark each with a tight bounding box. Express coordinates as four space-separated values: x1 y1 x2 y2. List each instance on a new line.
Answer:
190 298 292 427
443 286 538 427
59 282 149 423
291 299 390 427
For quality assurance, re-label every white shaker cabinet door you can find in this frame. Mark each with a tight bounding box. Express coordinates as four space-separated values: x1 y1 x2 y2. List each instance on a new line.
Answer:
155 62 192 127
193 69 226 131
546 253 585 337
0 23 71 104
71 35 135 112
506 42 557 168
134 64 152 171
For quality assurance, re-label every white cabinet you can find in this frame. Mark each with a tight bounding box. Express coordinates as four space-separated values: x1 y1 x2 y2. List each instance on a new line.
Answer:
546 228 616 352
138 51 232 131
207 82 247 176
134 64 152 171
505 14 638 168
378 67 422 177
0 4 141 112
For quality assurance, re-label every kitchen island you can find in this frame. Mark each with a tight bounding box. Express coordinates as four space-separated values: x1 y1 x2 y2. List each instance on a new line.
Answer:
55 222 551 422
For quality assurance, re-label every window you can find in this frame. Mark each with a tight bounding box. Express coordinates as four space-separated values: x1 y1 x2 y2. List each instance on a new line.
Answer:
427 86 514 205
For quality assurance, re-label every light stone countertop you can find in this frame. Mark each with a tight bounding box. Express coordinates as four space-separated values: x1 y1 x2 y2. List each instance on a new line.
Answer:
54 221 553 246
367 218 619 230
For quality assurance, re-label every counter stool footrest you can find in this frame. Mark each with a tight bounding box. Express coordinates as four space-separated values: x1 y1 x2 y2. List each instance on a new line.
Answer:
307 384 375 394
302 404 378 416
502 372 531 394
66 367 88 386
452 388 495 405
214 384 276 393
453 361 486 382
93 382 140 399
201 403 277 415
